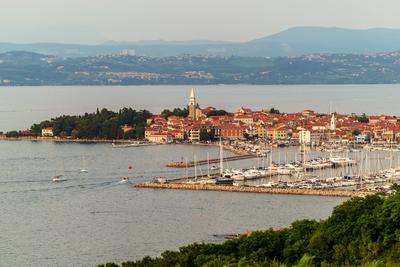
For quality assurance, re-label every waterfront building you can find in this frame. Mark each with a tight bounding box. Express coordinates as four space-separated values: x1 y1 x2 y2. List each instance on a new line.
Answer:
41 127 54 137
268 125 288 140
188 128 200 142
220 124 245 139
299 129 311 144
256 125 268 138
146 133 173 143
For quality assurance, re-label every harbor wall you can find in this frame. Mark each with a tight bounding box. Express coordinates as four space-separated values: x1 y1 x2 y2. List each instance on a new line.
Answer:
135 182 372 197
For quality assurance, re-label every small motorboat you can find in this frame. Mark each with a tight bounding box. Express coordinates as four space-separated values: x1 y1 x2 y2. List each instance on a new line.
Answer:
121 177 130 183
80 169 89 173
52 175 65 182
210 165 219 170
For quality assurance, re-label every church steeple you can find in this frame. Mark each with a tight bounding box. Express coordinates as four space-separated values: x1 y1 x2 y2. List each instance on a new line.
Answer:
188 88 197 119
189 88 196 106
330 113 336 131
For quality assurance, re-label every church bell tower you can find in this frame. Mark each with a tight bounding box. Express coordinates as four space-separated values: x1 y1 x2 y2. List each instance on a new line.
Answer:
188 88 197 120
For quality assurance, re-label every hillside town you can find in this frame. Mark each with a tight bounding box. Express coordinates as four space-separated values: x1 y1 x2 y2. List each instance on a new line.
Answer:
145 88 400 145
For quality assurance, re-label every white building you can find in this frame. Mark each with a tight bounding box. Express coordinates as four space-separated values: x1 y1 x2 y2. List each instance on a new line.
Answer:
299 130 311 144
41 128 54 137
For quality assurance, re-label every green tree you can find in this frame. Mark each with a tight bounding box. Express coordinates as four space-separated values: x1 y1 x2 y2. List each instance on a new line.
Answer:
357 113 369 123
270 107 280 114
5 131 20 137
352 129 361 136
206 110 228 117
200 129 215 141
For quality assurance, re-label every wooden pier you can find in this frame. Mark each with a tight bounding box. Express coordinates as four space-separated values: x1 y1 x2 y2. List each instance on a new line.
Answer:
135 181 372 197
166 154 257 168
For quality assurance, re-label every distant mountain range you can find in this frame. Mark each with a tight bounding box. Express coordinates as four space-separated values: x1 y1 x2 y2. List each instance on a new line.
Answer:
2 27 400 58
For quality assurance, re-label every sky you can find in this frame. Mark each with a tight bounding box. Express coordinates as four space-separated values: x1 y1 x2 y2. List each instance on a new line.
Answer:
1 0 400 44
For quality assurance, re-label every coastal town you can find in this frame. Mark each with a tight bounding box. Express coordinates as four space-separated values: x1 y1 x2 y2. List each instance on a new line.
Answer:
2 88 400 146
144 88 399 146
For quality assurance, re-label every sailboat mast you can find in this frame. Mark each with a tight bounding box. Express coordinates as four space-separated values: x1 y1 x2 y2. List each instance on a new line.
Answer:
207 152 210 177
185 157 188 179
219 138 223 175
194 155 197 179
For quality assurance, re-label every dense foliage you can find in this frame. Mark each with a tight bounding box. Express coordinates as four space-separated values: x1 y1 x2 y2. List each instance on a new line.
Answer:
30 107 152 139
100 192 400 267
357 114 370 123
269 108 281 114
206 110 228 117
161 107 189 118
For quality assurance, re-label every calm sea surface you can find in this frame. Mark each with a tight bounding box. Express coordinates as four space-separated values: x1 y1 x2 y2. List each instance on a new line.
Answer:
0 141 345 267
0 84 389 266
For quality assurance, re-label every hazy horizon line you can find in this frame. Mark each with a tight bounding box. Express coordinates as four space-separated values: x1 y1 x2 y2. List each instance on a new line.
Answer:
2 26 400 46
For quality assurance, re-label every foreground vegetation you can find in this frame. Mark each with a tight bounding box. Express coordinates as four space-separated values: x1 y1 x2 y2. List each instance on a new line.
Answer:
100 190 400 267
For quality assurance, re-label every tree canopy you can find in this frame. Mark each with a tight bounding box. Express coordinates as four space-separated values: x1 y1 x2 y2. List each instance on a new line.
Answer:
161 107 189 118
30 107 153 139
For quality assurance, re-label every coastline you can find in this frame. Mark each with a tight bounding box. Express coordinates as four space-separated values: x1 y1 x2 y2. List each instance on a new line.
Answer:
0 136 143 143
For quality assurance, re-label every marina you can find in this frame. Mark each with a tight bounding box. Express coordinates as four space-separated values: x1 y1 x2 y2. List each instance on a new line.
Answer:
138 140 400 196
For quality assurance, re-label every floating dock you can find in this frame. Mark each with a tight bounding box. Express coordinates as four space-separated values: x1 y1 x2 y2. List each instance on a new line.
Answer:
135 181 372 197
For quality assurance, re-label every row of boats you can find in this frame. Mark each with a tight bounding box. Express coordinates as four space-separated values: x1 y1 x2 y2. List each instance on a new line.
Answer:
257 167 400 191
218 156 356 182
317 144 400 153
199 167 399 191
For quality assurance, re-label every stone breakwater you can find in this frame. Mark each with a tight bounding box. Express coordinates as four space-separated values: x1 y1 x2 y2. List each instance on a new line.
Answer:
135 182 372 197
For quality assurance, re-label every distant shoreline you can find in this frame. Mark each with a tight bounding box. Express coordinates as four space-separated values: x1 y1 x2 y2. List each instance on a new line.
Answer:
0 82 399 87
0 136 146 144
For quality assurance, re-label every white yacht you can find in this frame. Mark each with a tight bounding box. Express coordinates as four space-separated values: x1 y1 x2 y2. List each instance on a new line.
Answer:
243 169 262 179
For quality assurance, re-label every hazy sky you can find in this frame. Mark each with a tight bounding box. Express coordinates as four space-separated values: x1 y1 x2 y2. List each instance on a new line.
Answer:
1 0 400 44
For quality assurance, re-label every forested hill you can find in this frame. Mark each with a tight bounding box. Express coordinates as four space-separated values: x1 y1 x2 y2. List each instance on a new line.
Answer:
100 189 400 267
1 51 400 85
